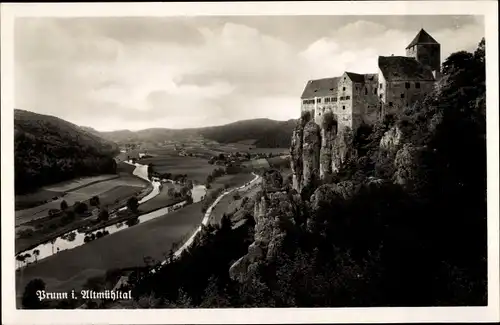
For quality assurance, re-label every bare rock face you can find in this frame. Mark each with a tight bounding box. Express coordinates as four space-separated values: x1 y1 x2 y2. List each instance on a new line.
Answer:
301 121 321 192
291 114 340 193
332 128 355 173
380 126 403 152
229 186 301 283
319 126 335 180
290 123 304 192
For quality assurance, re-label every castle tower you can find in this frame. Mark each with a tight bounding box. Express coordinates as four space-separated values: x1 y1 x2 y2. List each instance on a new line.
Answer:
405 28 441 80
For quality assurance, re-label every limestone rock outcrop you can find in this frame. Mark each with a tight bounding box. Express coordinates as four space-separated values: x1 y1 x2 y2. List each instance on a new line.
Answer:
291 115 354 194
331 128 355 173
380 126 403 152
229 170 301 283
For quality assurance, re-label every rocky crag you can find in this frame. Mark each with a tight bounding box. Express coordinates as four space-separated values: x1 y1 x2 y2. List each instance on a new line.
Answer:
290 112 358 194
229 169 302 282
229 112 424 283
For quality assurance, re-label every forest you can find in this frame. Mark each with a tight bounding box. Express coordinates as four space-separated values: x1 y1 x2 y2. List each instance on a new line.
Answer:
14 109 119 194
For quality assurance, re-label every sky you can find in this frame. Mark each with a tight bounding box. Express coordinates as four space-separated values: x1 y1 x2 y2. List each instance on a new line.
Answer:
14 15 484 131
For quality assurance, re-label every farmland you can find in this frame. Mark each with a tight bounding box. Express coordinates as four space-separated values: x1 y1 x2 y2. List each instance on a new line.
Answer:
15 172 255 298
137 152 219 184
15 175 147 227
14 174 119 211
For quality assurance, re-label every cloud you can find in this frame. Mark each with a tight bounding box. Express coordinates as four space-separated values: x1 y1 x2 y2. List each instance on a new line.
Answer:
14 16 485 131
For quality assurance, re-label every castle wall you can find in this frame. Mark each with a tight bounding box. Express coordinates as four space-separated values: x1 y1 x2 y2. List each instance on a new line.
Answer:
352 80 381 126
384 79 435 115
336 74 353 130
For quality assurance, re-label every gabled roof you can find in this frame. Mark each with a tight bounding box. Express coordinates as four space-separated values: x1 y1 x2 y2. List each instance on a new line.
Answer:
301 77 340 99
406 28 439 49
378 56 435 81
345 72 365 83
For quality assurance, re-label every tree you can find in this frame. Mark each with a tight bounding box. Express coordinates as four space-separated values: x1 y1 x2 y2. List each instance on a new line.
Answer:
60 200 68 211
206 174 214 184
127 197 139 213
73 201 88 214
89 196 100 207
22 278 46 309
16 254 26 268
98 208 109 221
33 249 40 263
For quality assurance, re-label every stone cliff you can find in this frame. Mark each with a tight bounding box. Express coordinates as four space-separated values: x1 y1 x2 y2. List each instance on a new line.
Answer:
229 169 302 283
290 113 356 194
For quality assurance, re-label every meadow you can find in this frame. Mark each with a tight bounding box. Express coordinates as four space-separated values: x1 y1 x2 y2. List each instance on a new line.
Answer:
138 153 218 184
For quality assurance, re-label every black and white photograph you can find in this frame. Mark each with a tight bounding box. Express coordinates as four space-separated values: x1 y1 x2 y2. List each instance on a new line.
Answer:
1 1 499 324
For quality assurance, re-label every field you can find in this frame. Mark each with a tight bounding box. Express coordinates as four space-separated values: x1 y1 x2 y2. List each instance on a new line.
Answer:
15 173 255 298
15 176 147 226
15 175 119 211
138 152 218 184
266 155 291 169
242 158 271 169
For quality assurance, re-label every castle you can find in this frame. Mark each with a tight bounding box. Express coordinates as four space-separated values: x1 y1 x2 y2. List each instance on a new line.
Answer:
300 28 441 130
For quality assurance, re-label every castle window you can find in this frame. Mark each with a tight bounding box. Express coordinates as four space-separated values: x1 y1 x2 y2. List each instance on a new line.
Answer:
374 88 377 95
365 88 368 95
401 93 405 98
416 82 421 89
405 82 410 89
333 97 337 102
342 106 346 110
316 98 321 103
325 98 330 103
379 94 382 99
379 83 382 89
342 87 346 91
346 96 351 100
389 102 393 107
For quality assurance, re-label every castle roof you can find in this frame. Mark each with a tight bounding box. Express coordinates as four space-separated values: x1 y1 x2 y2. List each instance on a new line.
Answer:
378 56 435 81
406 28 439 49
345 72 365 83
301 77 340 99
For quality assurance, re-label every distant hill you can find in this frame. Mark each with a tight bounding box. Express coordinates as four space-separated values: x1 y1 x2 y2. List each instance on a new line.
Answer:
14 109 119 194
199 118 297 148
97 118 297 148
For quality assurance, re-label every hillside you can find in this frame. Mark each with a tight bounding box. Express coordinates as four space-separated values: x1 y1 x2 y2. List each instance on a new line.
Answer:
199 118 297 148
14 109 119 194
96 118 297 148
